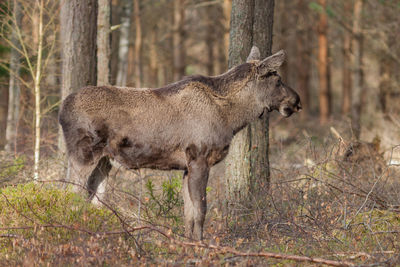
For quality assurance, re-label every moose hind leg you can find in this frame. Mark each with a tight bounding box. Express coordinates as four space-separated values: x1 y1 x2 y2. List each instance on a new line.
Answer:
185 156 209 240
87 157 112 203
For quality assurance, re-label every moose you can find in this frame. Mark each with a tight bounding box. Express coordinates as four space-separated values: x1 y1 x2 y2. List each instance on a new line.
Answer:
59 46 301 240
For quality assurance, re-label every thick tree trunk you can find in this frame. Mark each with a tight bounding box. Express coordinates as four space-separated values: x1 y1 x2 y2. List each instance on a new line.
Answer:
225 0 274 203
351 0 364 140
59 0 97 155
225 1 253 202
97 0 111 86
249 0 274 192
173 0 186 80
5 0 22 153
317 0 331 124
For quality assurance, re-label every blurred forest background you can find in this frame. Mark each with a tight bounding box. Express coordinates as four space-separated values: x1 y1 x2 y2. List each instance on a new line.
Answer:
1 0 400 265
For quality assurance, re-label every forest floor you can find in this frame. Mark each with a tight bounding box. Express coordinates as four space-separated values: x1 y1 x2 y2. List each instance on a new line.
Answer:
1 115 400 266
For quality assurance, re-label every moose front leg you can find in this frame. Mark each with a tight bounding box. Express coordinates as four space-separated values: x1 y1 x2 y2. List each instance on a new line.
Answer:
183 155 209 240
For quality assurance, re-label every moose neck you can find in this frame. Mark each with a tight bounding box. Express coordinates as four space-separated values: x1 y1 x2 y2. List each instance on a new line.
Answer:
223 82 265 135
210 64 264 135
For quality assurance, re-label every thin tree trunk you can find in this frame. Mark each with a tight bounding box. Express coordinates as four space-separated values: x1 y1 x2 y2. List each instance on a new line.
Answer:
278 0 289 81
133 0 141 87
110 0 121 85
173 0 186 80
379 57 391 114
97 0 111 86
341 1 352 116
295 0 311 118
317 0 330 124
0 87 7 150
33 0 44 181
59 0 98 157
351 0 364 140
215 0 231 75
116 0 131 86
149 26 159 87
205 6 215 76
5 0 22 153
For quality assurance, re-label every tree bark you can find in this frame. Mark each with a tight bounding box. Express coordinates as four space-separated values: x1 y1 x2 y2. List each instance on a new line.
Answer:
205 6 215 76
33 0 44 181
249 0 274 192
59 0 98 154
317 0 331 124
5 0 22 153
351 0 364 140
225 1 253 203
97 0 111 86
149 25 159 87
110 0 121 85
173 0 186 81
133 0 142 87
126 0 141 87
295 0 311 118
341 1 352 116
225 0 274 203
116 0 131 86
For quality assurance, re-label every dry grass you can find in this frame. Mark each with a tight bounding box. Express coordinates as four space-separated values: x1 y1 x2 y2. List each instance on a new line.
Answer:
1 117 400 266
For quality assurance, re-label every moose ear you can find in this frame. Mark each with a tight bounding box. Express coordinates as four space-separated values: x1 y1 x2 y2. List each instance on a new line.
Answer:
257 50 286 76
246 46 261 62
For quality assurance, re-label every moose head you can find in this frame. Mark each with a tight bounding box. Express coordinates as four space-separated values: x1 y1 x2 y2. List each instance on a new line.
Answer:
246 46 302 118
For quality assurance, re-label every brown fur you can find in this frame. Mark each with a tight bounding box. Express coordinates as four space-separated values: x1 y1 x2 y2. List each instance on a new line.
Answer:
59 48 301 240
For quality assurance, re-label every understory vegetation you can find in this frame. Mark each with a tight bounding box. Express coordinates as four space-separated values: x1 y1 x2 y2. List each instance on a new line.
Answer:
1 119 399 266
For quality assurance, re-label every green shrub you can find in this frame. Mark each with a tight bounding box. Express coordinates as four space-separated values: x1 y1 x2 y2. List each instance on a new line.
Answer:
0 182 120 243
0 156 25 184
145 174 183 225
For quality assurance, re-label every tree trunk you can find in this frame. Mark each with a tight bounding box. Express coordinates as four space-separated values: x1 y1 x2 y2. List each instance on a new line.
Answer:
205 6 215 76
97 0 111 86
225 0 274 203
126 0 141 87
278 0 289 82
217 0 231 75
110 0 121 85
59 0 97 155
173 0 186 81
5 0 22 153
133 0 142 87
33 0 44 181
249 0 274 192
116 0 131 86
351 0 364 140
295 0 311 118
341 1 352 116
149 26 159 87
317 0 331 124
